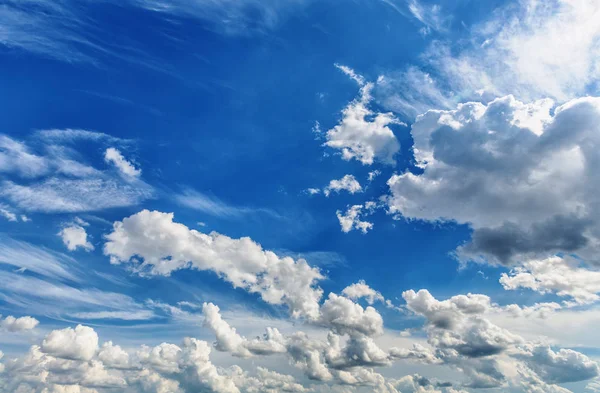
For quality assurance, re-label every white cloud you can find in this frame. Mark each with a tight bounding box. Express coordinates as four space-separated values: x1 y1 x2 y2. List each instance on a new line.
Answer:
104 147 141 178
35 128 128 144
336 205 373 234
500 256 600 306
174 187 280 219
0 238 80 282
104 210 324 320
0 269 154 321
341 280 385 305
517 344 600 384
377 0 600 119
387 95 600 266
0 315 39 332
41 325 99 361
324 65 402 165
0 132 153 213
324 175 362 197
58 222 94 252
202 302 286 358
0 135 48 177
319 293 384 337
3 177 152 213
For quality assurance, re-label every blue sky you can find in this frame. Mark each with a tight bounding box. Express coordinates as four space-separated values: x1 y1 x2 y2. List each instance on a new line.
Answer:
1 0 600 392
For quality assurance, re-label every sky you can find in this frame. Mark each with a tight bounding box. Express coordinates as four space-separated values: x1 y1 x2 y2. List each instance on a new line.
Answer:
1 0 600 392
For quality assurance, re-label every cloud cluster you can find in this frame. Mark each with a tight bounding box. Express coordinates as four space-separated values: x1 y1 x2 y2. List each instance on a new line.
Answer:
104 210 324 320
387 95 600 266
402 289 599 390
2 323 300 393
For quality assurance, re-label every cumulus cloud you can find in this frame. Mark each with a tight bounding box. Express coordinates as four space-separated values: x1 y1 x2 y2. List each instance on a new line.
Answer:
341 280 385 305
104 210 324 320
336 205 374 234
403 289 521 359
58 220 94 252
0 315 39 332
500 256 600 306
387 95 600 266
319 293 384 337
517 344 600 384
2 323 252 393
323 175 362 197
42 325 99 361
324 65 401 165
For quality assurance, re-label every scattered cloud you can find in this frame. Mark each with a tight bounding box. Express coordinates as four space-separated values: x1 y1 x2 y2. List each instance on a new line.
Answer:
174 187 281 219
104 147 141 178
324 65 402 165
336 205 374 234
58 218 94 252
323 174 362 197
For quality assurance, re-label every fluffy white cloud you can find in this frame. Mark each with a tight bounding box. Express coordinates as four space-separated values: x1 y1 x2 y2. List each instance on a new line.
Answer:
336 205 373 234
500 256 600 306
341 280 384 305
203 302 253 358
0 315 39 332
324 65 401 165
41 325 99 361
387 95 600 265
58 222 94 252
104 147 141 178
319 293 383 337
323 175 362 197
104 210 324 320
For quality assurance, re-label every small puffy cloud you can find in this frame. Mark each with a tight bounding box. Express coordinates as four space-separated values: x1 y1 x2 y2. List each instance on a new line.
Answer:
336 205 373 234
324 65 401 165
58 221 94 252
0 315 39 332
324 175 362 197
104 147 141 177
341 280 384 305
104 210 324 320
41 324 99 361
